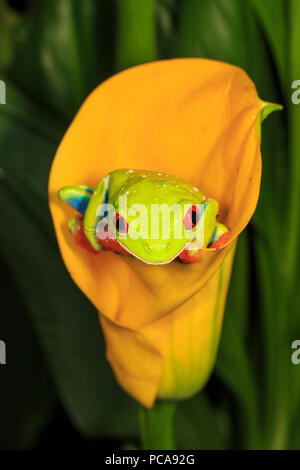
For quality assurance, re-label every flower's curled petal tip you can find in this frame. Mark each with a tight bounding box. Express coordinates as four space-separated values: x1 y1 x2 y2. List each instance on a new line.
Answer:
260 101 283 122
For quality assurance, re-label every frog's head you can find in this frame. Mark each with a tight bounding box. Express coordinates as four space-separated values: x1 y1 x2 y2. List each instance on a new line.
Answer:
111 181 199 264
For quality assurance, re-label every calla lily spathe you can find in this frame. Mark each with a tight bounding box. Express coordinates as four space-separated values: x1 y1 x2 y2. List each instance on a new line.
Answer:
49 58 270 407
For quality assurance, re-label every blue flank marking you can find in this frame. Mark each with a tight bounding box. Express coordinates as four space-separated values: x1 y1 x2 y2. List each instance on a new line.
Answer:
200 202 217 247
200 202 207 218
208 227 217 247
68 196 90 214
104 188 109 204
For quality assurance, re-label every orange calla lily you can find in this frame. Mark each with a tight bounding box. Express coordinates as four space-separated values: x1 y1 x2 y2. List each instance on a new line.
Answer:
49 58 270 408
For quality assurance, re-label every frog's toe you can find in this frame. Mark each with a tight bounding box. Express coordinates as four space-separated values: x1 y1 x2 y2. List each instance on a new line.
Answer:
68 216 100 254
208 222 231 248
58 185 93 214
209 230 231 248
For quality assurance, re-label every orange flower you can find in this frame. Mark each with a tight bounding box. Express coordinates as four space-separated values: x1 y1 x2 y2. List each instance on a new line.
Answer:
49 59 277 407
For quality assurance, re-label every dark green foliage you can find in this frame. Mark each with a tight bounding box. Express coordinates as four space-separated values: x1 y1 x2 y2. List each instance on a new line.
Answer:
0 0 297 449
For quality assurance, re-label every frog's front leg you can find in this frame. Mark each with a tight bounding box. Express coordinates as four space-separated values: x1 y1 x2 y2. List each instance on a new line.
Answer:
68 216 101 254
208 222 231 248
58 181 128 255
179 199 231 263
58 185 101 253
59 179 112 253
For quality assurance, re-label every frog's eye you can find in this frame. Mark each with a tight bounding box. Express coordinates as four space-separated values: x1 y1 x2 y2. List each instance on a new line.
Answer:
184 205 200 230
114 213 129 233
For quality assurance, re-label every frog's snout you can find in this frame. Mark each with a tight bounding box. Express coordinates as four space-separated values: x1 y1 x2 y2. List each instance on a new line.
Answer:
144 240 171 254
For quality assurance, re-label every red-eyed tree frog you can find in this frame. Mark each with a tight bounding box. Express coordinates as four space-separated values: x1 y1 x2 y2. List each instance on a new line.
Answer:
58 169 231 264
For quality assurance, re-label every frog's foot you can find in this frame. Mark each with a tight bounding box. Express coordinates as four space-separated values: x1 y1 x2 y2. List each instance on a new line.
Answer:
208 223 232 248
178 246 202 264
68 216 128 255
68 216 100 254
95 218 129 255
58 184 128 255
58 185 101 253
58 185 94 214
179 222 231 263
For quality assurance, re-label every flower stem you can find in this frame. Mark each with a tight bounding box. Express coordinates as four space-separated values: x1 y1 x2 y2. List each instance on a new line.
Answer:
139 401 176 450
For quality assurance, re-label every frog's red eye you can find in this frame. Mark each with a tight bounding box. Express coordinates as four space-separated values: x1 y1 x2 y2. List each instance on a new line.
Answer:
184 205 200 230
114 214 129 233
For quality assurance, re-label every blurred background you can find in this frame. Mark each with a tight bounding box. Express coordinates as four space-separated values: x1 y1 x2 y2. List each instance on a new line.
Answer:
0 0 299 450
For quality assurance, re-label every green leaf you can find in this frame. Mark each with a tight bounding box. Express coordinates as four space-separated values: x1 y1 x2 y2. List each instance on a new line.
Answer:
179 0 258 71
0 82 65 198
286 0 300 283
157 0 179 59
285 0 300 439
10 0 115 119
0 0 291 450
250 0 287 89
253 233 289 449
178 0 286 448
0 257 57 449
176 393 230 450
0 0 20 72
116 0 158 71
0 85 138 440
215 235 260 449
